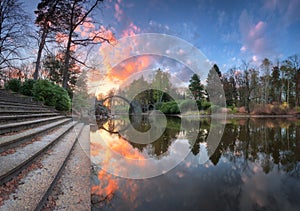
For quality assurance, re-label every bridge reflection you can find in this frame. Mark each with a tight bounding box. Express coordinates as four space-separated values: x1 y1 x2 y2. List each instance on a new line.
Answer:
94 95 155 120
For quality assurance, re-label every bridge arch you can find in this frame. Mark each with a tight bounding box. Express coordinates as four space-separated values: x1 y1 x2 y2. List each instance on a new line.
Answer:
97 95 132 105
95 95 141 114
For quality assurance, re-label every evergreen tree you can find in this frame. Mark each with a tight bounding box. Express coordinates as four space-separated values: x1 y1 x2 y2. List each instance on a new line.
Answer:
188 73 205 100
206 64 225 106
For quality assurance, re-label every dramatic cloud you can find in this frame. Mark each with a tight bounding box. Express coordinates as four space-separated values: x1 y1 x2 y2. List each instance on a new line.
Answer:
107 55 153 81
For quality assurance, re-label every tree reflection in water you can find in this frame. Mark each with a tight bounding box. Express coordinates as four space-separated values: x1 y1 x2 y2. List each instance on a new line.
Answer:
91 117 300 210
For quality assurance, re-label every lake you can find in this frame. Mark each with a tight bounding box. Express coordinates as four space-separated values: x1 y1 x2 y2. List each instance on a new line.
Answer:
90 116 300 211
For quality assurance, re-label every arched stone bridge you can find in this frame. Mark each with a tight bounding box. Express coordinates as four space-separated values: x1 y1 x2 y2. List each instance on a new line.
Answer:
95 95 155 119
95 95 141 118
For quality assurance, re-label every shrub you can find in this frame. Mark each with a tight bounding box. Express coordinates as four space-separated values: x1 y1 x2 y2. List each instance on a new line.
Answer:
231 106 237 114
5 78 21 92
159 101 180 114
154 102 163 110
19 79 36 96
201 101 211 110
32 80 71 111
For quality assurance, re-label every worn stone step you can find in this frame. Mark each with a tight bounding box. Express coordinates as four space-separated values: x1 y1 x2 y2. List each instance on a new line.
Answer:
0 123 84 210
0 116 66 135
47 125 90 210
0 110 54 116
0 103 52 110
0 118 72 151
0 100 47 108
0 99 40 106
0 95 38 104
0 104 51 111
0 121 79 185
0 113 60 123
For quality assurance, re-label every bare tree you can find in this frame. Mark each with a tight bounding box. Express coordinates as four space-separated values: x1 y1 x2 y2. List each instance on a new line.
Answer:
260 58 272 105
235 61 258 113
34 0 61 80
0 0 31 71
49 0 113 89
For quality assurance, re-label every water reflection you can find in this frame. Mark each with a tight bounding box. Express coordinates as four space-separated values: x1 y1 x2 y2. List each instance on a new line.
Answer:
91 117 300 211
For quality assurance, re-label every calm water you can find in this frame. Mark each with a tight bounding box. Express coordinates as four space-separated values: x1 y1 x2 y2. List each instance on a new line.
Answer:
90 116 300 211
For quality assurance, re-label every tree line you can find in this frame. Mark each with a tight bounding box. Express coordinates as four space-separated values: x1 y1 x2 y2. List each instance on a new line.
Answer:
189 57 300 113
114 57 300 115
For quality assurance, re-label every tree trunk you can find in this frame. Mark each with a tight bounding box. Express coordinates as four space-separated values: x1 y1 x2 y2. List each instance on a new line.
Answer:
34 29 47 80
62 35 71 89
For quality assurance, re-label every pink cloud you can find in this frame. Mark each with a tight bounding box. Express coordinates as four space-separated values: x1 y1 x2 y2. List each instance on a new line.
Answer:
249 21 265 37
239 10 273 56
122 21 141 37
114 3 123 21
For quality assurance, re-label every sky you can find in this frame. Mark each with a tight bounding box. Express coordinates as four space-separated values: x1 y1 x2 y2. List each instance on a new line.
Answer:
25 0 300 94
26 0 300 72
101 0 300 70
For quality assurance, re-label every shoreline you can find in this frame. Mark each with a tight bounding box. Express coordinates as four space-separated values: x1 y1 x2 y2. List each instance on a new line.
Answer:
179 113 300 118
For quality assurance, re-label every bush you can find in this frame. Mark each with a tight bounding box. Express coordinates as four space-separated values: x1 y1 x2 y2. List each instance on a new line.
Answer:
20 79 36 96
154 102 163 110
5 79 21 92
159 101 180 114
32 80 71 111
201 101 211 110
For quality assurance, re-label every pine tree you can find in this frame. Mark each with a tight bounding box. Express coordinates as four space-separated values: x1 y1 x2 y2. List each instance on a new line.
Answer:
188 73 205 100
206 64 224 106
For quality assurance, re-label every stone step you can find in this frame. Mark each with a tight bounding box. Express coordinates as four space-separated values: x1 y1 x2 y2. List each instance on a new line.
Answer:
0 104 51 111
0 95 38 104
0 116 66 135
0 121 79 184
0 113 60 123
0 123 84 210
0 118 72 152
44 125 90 210
0 100 48 108
0 110 54 116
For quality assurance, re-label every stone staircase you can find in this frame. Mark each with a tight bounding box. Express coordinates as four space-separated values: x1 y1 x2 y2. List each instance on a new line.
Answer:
0 89 90 210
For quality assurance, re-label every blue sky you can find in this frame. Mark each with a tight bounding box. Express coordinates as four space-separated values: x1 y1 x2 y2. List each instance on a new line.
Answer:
102 0 300 72
26 0 300 73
